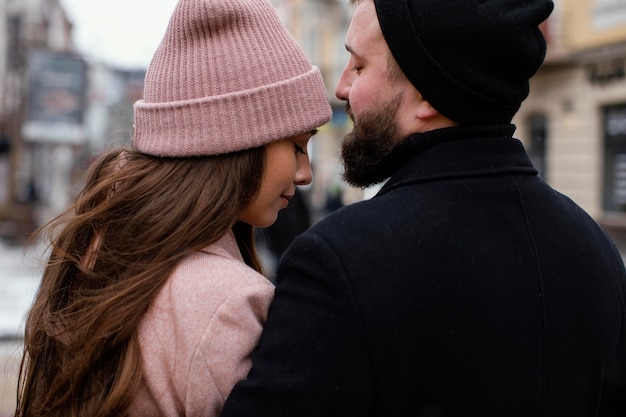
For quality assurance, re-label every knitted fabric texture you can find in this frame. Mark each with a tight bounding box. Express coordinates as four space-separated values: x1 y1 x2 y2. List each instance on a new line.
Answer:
373 0 554 125
134 0 332 157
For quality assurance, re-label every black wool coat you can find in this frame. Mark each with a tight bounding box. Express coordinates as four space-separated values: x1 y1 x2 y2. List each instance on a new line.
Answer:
222 125 626 417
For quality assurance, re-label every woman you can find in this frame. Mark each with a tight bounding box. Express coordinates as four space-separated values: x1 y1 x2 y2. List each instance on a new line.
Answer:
14 0 331 415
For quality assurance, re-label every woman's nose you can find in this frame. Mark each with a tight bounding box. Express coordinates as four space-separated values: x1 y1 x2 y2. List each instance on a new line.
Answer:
295 155 312 186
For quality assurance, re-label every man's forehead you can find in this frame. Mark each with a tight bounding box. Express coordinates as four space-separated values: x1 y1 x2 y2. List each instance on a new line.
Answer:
346 0 385 52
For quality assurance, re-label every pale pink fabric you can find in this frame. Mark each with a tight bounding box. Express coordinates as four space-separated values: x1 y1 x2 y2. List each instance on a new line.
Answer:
128 231 274 417
133 0 332 157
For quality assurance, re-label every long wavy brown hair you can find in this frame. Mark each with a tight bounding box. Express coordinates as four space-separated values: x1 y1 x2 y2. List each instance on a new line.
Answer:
15 145 266 417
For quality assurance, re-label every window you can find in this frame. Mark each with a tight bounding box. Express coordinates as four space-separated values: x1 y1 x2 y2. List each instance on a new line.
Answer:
602 104 626 212
526 113 548 180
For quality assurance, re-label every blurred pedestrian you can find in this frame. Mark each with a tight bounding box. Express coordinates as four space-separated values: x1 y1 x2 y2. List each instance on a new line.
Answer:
324 182 344 215
221 0 626 416
14 0 330 415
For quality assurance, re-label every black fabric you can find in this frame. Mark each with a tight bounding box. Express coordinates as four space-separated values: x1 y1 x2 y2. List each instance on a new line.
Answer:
373 0 553 125
222 125 626 417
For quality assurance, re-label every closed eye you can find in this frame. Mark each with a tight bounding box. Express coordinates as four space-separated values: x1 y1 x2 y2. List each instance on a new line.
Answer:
293 129 317 155
293 142 307 155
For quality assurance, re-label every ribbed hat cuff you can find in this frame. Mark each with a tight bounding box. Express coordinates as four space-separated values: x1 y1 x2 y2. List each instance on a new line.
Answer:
133 67 330 157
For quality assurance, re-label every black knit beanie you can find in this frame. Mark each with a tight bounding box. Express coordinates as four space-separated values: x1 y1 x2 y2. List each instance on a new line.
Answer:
373 0 554 125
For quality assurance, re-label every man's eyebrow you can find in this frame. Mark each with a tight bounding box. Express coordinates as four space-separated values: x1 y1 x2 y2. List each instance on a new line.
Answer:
345 44 361 59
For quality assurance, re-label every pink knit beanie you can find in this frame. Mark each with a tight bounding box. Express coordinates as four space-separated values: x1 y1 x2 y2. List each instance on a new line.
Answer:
133 0 332 157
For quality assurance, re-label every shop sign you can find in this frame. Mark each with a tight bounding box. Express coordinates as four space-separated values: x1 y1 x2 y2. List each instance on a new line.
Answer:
22 50 87 144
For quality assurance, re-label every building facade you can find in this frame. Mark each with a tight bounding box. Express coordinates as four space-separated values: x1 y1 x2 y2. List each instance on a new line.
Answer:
0 0 142 242
0 0 76 241
515 0 626 247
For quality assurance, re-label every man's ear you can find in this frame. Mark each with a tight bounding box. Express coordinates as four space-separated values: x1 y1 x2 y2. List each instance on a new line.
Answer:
416 98 440 120
398 88 456 135
414 95 457 130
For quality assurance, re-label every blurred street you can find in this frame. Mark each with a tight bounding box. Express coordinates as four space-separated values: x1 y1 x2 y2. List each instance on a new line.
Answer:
0 240 43 416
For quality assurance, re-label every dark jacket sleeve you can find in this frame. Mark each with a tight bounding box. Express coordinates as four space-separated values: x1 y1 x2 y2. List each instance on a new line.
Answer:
599 281 626 416
221 230 372 417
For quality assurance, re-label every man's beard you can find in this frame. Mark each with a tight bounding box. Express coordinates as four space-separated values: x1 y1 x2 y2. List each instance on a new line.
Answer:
341 94 404 188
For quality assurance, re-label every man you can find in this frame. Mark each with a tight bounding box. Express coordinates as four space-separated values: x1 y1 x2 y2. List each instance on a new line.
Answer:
221 0 626 415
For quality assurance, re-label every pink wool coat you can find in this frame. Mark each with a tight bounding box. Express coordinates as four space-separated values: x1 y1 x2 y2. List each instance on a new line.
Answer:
128 231 274 417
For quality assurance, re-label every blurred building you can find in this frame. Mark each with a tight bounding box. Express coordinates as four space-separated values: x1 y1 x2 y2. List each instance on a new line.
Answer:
515 0 626 247
0 0 143 243
271 0 358 220
0 0 76 242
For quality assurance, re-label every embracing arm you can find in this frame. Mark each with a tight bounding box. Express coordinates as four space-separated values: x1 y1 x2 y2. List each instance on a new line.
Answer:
221 230 373 417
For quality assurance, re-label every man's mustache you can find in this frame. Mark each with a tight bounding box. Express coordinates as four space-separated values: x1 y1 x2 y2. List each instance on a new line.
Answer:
345 102 354 122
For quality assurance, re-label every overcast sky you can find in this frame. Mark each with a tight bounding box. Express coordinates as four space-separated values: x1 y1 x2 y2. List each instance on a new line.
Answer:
60 0 179 69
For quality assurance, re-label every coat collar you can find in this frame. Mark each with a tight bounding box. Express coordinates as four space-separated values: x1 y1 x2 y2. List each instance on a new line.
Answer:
199 229 244 261
378 124 538 197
